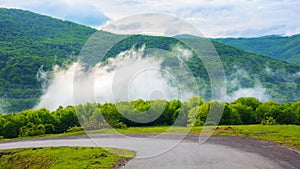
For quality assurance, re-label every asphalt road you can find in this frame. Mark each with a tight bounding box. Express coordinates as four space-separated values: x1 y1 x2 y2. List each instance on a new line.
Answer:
0 134 299 169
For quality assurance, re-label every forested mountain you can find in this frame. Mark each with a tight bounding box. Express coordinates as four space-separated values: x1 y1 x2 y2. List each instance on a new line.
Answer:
0 8 96 112
105 36 300 102
214 35 300 65
0 8 299 113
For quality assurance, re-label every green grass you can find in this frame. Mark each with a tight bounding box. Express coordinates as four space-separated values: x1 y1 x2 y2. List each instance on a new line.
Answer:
0 131 87 143
1 125 299 150
212 125 300 150
85 125 300 150
0 147 135 169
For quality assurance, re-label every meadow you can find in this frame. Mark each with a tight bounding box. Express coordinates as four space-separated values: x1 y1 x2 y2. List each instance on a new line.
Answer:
0 147 135 169
1 125 299 150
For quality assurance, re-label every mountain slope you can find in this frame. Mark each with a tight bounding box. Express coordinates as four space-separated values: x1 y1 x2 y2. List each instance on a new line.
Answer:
104 36 299 101
0 8 299 113
0 8 96 112
214 35 300 65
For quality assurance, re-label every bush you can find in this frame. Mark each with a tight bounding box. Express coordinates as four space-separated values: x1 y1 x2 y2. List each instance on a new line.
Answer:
192 119 204 127
44 124 55 134
114 122 127 129
261 116 277 125
36 124 46 135
19 123 45 137
66 126 84 133
2 122 18 138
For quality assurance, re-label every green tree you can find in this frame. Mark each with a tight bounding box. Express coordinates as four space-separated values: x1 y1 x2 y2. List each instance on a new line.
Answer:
100 103 124 128
54 106 79 132
234 97 261 111
188 102 210 126
229 103 256 124
2 121 18 138
220 104 242 125
44 124 55 134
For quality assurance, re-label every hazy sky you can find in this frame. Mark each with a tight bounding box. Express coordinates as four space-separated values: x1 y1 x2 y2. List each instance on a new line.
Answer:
1 0 299 37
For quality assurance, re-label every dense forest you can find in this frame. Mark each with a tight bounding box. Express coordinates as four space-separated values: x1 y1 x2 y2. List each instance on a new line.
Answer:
0 8 300 113
215 35 300 65
0 96 299 139
0 8 96 112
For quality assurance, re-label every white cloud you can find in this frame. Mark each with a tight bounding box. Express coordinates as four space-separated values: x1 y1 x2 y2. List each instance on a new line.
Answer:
1 0 300 37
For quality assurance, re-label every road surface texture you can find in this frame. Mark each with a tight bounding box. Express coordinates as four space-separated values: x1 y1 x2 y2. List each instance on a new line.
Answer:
0 134 299 169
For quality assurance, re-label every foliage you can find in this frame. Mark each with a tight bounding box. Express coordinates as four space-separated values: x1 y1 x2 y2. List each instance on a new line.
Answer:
215 34 300 65
66 126 84 133
0 96 299 139
1 8 300 113
0 8 96 113
0 147 135 169
19 123 45 137
212 125 300 150
261 116 277 125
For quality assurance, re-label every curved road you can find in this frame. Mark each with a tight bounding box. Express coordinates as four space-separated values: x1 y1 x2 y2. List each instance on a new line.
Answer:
0 134 299 169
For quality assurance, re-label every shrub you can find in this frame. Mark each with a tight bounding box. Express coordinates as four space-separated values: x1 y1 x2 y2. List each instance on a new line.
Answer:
2 122 18 138
66 126 84 133
114 122 127 129
261 116 277 125
192 119 204 127
44 124 55 134
19 123 45 137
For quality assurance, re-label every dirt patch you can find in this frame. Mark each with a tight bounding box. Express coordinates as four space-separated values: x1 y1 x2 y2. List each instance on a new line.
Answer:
111 157 132 169
215 127 234 133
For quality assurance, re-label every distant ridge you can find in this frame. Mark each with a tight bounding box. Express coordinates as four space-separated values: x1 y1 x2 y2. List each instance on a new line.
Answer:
173 34 201 39
214 34 300 65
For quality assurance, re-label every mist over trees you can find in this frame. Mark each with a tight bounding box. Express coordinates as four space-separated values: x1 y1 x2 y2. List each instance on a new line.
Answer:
1 8 300 113
0 96 299 139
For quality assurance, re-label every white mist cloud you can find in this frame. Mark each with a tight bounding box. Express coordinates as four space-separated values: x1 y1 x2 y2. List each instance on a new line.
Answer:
35 63 78 111
226 82 271 102
35 47 197 111
0 99 10 114
226 66 271 102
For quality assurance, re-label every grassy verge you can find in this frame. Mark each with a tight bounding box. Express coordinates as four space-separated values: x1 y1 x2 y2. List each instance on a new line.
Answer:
0 131 87 143
0 147 135 169
212 125 300 150
88 125 300 150
1 125 299 150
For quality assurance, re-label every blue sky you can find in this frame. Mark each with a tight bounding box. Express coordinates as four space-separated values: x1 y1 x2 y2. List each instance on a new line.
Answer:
1 0 299 37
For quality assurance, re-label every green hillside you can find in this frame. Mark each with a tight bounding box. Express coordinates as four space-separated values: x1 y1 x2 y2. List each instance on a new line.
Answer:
214 35 300 65
0 8 96 112
104 36 300 102
0 8 299 113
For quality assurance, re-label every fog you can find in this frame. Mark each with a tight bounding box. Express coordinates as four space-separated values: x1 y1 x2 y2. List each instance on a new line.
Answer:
35 46 289 111
225 67 271 102
35 46 197 111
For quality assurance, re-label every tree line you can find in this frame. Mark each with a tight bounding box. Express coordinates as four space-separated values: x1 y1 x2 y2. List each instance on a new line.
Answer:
0 96 299 138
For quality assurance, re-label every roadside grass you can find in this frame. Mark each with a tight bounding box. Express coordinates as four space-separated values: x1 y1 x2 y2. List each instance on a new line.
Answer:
1 125 299 150
82 125 300 150
212 125 300 150
0 147 135 169
0 131 87 143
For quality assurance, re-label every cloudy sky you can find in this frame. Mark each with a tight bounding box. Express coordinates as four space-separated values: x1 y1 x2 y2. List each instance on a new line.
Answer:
1 0 299 37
